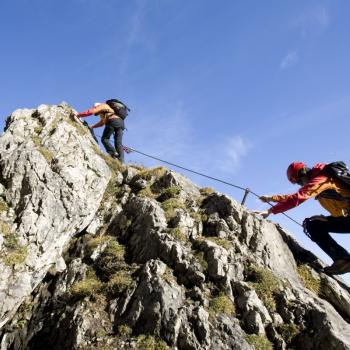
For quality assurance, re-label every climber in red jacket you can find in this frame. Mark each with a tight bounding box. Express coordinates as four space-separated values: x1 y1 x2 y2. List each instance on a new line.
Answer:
255 161 350 275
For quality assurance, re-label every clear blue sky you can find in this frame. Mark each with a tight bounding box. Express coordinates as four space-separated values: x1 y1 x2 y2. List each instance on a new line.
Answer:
1 0 350 278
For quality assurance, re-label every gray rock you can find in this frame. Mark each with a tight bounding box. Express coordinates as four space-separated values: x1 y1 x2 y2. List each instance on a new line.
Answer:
0 104 110 327
1 103 350 350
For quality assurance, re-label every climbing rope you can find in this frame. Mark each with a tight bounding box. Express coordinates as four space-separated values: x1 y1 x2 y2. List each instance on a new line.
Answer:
91 130 302 228
123 146 303 228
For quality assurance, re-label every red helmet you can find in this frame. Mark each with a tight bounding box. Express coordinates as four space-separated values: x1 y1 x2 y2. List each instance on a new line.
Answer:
286 162 305 183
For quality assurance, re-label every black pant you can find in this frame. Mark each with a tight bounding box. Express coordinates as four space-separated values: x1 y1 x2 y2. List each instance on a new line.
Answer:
101 118 125 162
304 216 350 261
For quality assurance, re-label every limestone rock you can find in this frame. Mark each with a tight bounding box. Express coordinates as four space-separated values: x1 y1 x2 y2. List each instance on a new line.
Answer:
0 103 350 350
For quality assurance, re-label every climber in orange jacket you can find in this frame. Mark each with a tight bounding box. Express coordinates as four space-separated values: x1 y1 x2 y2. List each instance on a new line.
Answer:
77 102 125 162
255 161 350 275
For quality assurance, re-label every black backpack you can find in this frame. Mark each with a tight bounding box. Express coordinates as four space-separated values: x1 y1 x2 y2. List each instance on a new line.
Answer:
324 161 350 187
316 161 350 201
106 99 130 120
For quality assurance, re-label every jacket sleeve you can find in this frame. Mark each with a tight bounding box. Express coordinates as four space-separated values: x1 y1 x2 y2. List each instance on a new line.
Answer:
77 107 96 118
270 194 290 202
270 175 330 214
77 104 110 118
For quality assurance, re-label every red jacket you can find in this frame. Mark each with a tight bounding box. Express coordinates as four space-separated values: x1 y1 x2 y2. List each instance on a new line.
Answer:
77 103 116 129
77 103 114 119
270 163 350 217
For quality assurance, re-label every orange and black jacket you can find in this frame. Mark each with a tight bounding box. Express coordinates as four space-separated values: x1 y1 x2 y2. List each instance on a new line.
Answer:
270 163 350 217
78 104 115 122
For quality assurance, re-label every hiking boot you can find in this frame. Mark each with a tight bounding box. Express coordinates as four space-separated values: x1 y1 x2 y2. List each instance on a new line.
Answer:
323 259 350 275
109 152 119 159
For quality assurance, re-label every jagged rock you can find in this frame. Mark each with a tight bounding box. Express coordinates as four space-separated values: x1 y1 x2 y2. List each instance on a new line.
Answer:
234 281 272 332
122 166 139 184
0 103 350 350
200 239 231 281
115 259 184 345
114 171 124 186
0 184 4 197
210 315 253 350
0 104 110 328
153 170 201 201
319 274 350 321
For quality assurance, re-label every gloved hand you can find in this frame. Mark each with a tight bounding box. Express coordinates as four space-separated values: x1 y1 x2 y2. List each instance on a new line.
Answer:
253 209 271 218
123 146 132 154
259 195 273 203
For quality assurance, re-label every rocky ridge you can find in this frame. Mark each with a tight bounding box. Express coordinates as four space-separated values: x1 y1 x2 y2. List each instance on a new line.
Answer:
0 103 350 349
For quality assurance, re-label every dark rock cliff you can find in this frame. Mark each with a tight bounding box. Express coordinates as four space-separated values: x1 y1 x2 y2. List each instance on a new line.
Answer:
0 103 350 350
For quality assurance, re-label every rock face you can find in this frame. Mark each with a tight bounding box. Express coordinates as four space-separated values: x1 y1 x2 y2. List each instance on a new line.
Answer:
0 104 350 349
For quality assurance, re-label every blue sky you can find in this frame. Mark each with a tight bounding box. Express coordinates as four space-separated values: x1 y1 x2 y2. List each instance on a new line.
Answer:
1 0 350 278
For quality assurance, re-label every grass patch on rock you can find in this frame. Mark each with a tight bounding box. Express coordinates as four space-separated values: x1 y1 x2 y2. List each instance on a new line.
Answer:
209 294 235 316
157 186 181 202
85 235 111 256
70 278 103 299
136 167 166 182
95 239 127 280
104 271 133 296
102 178 122 202
132 335 169 350
118 324 133 337
137 186 156 198
297 264 320 295
0 198 8 212
200 187 214 196
246 334 273 350
207 237 232 250
161 198 186 222
97 150 125 175
167 227 187 242
1 221 28 266
194 251 208 271
66 117 88 136
32 135 54 163
3 246 28 266
277 322 300 345
246 265 280 312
